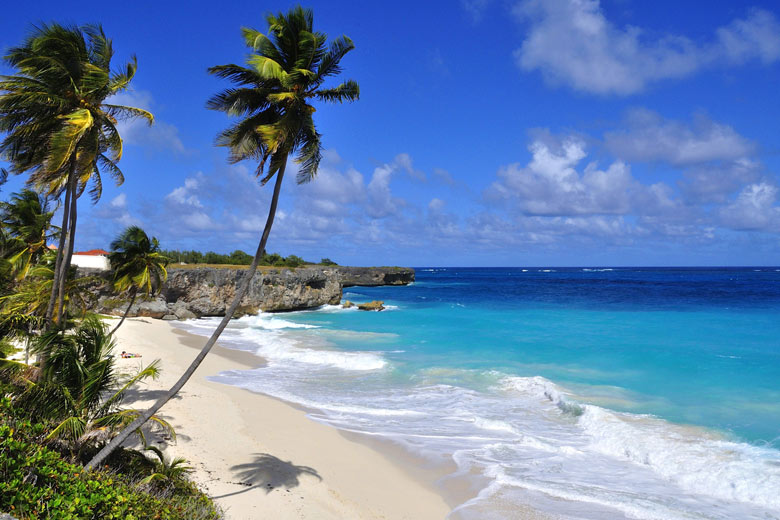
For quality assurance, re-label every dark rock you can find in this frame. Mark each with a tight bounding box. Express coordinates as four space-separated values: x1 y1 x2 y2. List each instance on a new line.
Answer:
335 266 415 287
131 298 169 319
357 300 385 311
171 301 197 320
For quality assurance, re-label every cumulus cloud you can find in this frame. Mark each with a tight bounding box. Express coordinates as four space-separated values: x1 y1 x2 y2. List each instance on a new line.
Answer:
720 182 780 231
513 1 780 94
165 176 204 208
605 110 755 165
488 137 675 216
680 159 763 204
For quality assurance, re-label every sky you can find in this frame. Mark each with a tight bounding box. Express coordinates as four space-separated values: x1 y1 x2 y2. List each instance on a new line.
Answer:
1 0 780 266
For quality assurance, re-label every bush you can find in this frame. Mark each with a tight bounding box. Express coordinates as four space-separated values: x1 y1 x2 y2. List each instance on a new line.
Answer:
0 398 221 520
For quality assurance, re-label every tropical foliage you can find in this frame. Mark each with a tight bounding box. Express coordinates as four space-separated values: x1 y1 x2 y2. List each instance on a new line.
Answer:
9 316 173 459
162 248 312 267
0 23 153 327
108 226 169 334
0 399 220 519
139 445 193 488
0 189 56 280
87 5 359 469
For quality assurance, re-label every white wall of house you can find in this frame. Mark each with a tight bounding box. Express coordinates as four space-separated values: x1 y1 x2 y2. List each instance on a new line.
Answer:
71 255 110 270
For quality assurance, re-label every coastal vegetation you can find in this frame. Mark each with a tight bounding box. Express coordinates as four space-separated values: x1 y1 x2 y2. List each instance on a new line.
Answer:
108 226 169 334
0 22 221 518
0 398 218 519
0 3 359 512
160 248 330 267
0 23 152 329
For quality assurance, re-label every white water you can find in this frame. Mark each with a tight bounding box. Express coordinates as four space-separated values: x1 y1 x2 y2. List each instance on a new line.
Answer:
177 314 780 520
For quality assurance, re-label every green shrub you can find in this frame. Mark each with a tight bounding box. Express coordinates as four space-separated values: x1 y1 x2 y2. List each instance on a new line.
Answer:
0 399 220 520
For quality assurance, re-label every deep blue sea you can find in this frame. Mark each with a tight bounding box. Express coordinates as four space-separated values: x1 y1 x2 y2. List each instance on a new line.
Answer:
179 267 780 520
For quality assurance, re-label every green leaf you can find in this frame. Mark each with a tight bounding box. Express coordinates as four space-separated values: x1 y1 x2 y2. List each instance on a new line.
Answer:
247 55 287 81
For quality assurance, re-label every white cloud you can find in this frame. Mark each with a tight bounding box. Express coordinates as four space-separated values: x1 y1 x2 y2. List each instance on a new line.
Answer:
717 8 780 64
367 163 401 218
514 1 780 95
108 90 192 155
488 138 673 216
680 158 762 204
165 176 204 208
92 191 141 230
109 193 127 209
605 110 755 165
393 153 426 181
720 183 780 231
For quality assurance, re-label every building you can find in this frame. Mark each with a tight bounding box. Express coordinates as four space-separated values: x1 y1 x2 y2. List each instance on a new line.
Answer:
71 249 110 270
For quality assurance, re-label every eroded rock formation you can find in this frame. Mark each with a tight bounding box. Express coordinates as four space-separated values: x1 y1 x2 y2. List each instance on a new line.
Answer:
85 266 414 319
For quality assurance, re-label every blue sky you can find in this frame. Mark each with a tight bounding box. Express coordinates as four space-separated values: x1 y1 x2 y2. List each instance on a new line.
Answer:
2 0 780 266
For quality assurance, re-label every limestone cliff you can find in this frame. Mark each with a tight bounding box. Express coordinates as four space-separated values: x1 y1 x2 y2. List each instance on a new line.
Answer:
87 265 414 319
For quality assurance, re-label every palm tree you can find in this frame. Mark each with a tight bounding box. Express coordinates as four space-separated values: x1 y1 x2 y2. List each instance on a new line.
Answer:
0 23 153 328
138 445 193 487
85 6 359 470
0 189 56 280
108 226 169 335
13 315 173 460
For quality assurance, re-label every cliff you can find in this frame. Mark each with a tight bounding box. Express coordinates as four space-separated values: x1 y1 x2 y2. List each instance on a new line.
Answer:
335 266 415 287
86 265 414 319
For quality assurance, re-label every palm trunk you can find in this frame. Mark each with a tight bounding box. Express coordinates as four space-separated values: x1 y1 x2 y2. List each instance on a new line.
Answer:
110 289 137 336
56 176 79 326
45 161 76 328
85 160 288 471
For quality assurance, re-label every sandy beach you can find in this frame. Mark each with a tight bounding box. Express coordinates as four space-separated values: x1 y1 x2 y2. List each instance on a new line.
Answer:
110 316 455 520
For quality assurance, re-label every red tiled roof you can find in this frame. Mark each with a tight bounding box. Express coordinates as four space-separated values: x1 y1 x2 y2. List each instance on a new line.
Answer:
74 249 109 256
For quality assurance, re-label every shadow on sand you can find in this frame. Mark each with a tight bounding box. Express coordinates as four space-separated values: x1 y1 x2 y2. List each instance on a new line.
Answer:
213 453 321 499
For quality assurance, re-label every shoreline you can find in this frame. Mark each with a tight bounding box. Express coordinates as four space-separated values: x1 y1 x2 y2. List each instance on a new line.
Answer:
112 316 458 519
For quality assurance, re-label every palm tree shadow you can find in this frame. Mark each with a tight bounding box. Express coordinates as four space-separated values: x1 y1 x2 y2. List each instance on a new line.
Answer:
213 453 321 499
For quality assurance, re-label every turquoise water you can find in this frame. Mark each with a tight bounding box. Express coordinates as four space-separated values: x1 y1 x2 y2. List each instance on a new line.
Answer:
181 267 780 520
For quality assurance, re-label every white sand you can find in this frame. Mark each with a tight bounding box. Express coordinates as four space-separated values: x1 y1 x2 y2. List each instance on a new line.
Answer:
111 317 455 520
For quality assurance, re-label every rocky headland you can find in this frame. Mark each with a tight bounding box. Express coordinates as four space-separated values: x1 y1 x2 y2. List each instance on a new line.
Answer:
83 266 414 320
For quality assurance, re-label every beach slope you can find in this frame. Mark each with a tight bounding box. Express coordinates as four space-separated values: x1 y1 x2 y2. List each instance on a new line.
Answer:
112 317 451 520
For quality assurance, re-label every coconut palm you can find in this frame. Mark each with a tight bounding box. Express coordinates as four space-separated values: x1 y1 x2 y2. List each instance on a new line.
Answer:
13 315 173 460
108 226 169 335
138 445 193 487
0 189 56 280
85 6 359 470
0 23 153 328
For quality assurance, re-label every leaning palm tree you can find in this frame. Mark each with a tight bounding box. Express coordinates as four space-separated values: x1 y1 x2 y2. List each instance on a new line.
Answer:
0 23 153 328
86 6 359 469
0 189 56 280
108 226 169 335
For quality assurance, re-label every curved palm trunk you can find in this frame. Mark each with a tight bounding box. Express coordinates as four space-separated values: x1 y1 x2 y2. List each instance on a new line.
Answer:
56 184 79 325
45 161 76 328
85 160 288 470
110 288 138 336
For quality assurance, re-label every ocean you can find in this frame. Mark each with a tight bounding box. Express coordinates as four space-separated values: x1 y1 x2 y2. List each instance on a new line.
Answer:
178 267 780 520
